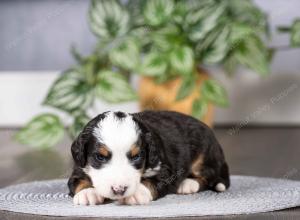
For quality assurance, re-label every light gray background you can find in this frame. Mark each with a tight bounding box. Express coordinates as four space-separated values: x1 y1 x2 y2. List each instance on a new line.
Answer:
0 0 95 71
0 0 300 72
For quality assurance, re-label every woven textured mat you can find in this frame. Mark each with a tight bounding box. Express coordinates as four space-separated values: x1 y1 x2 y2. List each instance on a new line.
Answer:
0 176 300 218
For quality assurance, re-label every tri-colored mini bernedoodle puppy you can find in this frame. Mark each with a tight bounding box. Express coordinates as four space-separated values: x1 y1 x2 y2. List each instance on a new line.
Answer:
68 110 230 205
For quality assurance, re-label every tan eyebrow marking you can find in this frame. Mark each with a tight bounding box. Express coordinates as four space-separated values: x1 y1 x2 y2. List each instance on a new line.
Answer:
98 146 110 157
130 144 140 157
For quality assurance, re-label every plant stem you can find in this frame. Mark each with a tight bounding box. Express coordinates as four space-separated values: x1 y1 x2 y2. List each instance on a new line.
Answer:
277 26 291 32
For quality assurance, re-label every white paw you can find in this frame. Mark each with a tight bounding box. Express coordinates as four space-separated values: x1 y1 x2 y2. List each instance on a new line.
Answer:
73 188 104 205
177 178 200 194
119 183 153 205
215 183 226 192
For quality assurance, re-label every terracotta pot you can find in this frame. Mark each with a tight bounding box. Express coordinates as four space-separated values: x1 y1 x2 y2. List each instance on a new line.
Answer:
138 69 214 127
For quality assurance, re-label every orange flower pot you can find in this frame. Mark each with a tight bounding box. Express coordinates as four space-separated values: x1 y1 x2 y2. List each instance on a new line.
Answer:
138 69 214 127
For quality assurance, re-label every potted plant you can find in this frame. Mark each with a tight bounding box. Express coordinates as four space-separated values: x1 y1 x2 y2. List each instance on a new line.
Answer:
15 0 299 148
134 0 271 125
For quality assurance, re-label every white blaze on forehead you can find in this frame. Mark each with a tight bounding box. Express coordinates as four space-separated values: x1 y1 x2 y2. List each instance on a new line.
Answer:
93 112 139 151
87 112 142 200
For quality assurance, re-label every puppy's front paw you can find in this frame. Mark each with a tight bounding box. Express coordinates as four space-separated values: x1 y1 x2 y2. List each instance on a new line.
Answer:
73 188 104 205
177 178 199 194
119 183 153 205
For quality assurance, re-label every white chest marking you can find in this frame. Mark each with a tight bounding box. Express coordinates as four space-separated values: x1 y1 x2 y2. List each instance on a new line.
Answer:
142 163 161 177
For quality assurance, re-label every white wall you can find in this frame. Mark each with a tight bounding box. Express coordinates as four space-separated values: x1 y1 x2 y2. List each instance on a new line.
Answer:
0 72 139 127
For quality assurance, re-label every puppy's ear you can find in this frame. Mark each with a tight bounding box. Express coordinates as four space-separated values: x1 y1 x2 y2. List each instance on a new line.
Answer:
71 130 90 167
71 112 108 167
144 131 160 168
132 114 160 168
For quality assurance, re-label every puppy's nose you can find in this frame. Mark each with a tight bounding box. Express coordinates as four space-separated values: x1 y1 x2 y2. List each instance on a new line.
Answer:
111 185 128 196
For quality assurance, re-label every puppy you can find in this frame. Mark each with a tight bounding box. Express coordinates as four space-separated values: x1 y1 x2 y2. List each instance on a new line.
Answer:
68 110 230 205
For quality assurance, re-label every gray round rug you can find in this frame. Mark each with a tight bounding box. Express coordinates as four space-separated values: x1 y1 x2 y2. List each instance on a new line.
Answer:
0 176 300 218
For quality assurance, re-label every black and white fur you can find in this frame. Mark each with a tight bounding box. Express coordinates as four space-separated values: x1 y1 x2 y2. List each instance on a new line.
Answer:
68 111 230 205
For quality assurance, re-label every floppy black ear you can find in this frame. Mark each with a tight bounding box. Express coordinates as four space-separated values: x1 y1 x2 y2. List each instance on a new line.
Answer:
71 130 90 168
71 112 108 167
132 114 160 168
144 131 161 168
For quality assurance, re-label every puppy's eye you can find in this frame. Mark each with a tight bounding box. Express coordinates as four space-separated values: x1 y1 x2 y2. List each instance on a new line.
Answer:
95 154 107 162
131 153 141 162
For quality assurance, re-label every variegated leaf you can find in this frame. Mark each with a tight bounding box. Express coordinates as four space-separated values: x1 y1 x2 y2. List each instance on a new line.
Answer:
68 113 90 140
234 37 270 76
109 38 140 71
172 1 187 24
186 0 215 12
229 23 255 46
139 51 168 76
176 74 196 101
195 27 222 56
192 98 208 119
15 114 64 148
169 46 194 75
228 0 267 28
291 19 300 47
201 79 229 107
143 0 174 26
202 27 230 64
188 4 225 42
43 69 93 113
151 24 180 51
96 70 137 103
184 1 215 26
89 0 130 39
223 54 239 75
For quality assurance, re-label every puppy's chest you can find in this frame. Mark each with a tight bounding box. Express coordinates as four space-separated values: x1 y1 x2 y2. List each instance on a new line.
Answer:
142 163 161 177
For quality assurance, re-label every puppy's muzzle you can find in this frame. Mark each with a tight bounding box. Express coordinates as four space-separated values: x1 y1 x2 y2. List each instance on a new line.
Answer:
111 185 128 196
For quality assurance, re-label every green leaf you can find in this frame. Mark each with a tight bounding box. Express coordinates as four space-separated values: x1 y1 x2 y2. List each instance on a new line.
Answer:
195 26 223 57
130 27 151 45
68 114 90 140
186 0 215 12
154 72 173 84
234 36 270 76
139 51 168 76
126 0 145 26
96 70 137 103
172 1 187 24
151 24 180 51
202 26 230 64
223 54 239 75
169 46 194 75
71 45 84 64
229 23 255 46
188 4 225 42
89 0 130 39
143 0 174 26
201 80 229 107
184 1 215 26
109 38 140 71
176 74 196 101
291 19 300 47
15 114 64 148
228 0 268 29
43 69 93 113
192 98 208 119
